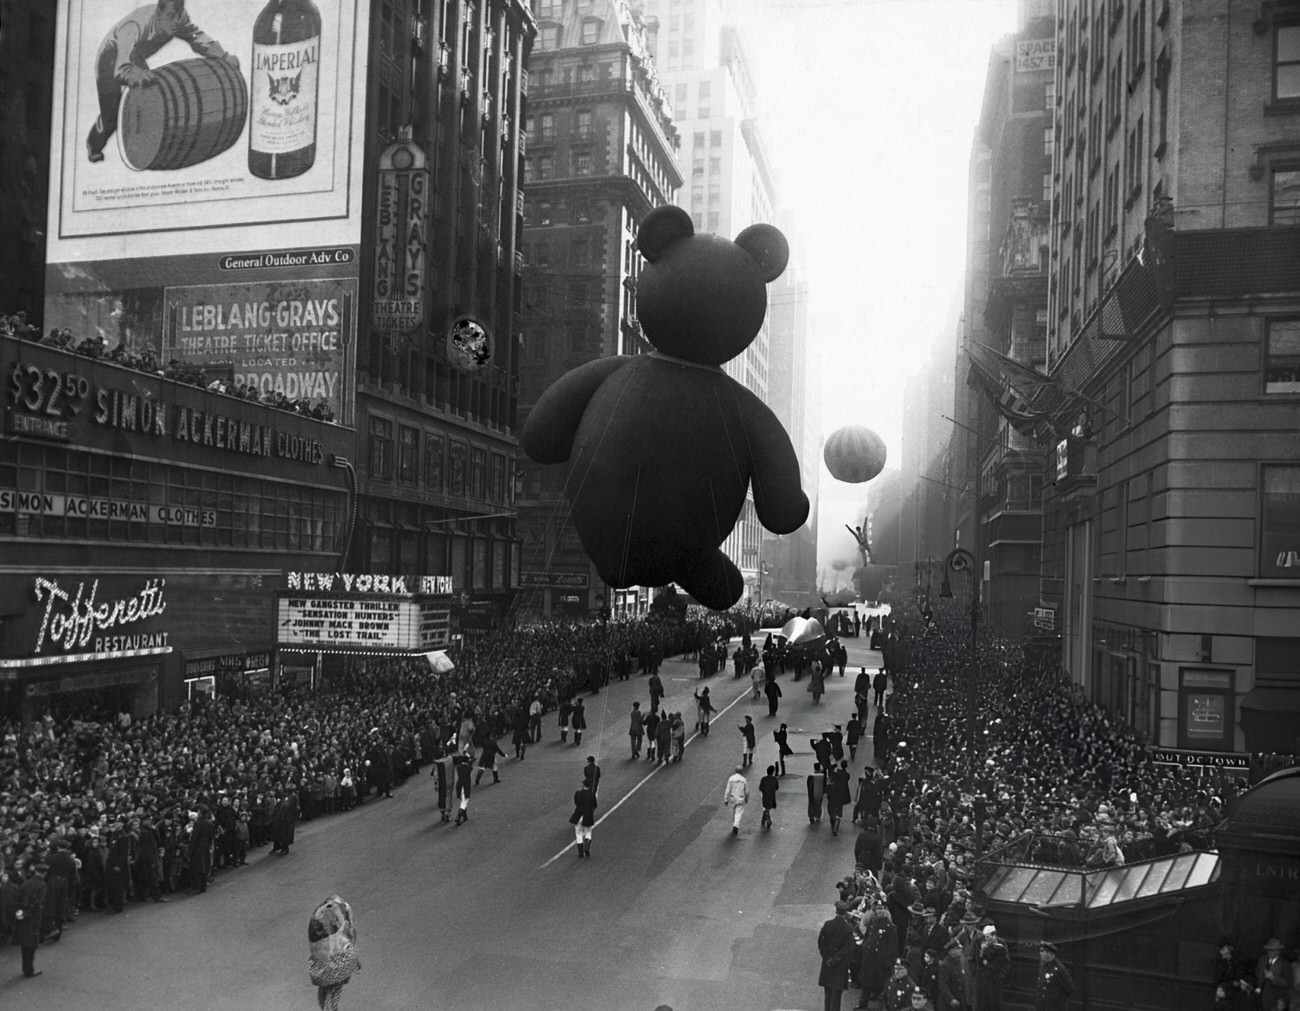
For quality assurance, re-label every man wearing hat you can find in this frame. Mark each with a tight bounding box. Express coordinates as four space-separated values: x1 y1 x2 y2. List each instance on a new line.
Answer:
975 923 1009 1011
724 765 750 836
856 904 899 1009
818 899 858 1011
937 937 966 1010
882 958 918 1010
1254 937 1291 1011
1034 941 1073 1010
14 860 48 977
908 985 936 1011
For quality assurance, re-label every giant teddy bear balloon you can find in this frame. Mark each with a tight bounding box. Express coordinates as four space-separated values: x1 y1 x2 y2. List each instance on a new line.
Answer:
308 894 361 1010
520 205 809 609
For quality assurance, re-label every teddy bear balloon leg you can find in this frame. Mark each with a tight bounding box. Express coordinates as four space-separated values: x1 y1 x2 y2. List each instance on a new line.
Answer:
675 549 745 612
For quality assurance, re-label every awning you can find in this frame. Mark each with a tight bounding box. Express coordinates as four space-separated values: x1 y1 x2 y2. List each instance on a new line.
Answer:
422 650 456 674
981 851 1220 914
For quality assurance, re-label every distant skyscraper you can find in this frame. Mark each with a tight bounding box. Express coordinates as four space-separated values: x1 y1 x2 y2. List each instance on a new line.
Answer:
516 0 682 617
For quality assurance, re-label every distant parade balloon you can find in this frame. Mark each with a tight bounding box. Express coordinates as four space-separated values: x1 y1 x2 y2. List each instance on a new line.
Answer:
824 425 887 483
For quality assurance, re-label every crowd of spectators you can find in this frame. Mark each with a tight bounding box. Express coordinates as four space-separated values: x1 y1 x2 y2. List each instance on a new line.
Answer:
822 597 1284 1010
2 309 335 421
0 607 758 943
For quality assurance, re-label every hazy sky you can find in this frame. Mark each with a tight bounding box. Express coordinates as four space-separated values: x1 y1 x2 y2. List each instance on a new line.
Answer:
737 0 1019 462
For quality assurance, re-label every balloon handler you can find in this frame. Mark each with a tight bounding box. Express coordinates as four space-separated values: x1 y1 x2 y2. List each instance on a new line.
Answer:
521 205 809 610
308 895 361 1011
86 0 240 164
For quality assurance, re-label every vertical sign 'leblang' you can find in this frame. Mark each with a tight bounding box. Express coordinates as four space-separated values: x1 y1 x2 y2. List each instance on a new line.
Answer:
372 135 429 341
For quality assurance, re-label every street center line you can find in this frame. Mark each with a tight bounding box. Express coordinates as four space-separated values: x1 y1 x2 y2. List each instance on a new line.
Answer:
540 682 754 868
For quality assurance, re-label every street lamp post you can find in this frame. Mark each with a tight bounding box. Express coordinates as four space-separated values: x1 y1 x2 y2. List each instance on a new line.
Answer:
939 546 980 774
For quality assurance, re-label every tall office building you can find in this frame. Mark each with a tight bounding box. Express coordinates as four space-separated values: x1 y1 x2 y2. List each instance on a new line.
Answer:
515 0 682 617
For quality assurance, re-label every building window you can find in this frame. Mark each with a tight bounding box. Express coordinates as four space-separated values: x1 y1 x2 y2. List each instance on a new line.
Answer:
539 25 559 49
535 241 550 268
538 154 553 179
1265 318 1300 394
1271 168 1300 224
539 113 555 141
538 0 561 18
574 150 593 175
581 18 600 45
579 64 595 83
1045 80 1056 110
710 130 721 146
572 239 590 267
573 199 591 223
397 426 419 484
426 433 445 491
1178 669 1233 749
1277 24 1300 100
368 417 393 480
1043 125 1053 157
538 200 552 226
576 109 593 139
1261 464 1300 577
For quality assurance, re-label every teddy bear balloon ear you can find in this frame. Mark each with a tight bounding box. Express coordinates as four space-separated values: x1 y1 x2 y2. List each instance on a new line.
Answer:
637 205 694 262
734 223 789 283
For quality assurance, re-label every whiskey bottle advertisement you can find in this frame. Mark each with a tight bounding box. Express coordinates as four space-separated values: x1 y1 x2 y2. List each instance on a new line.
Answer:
249 0 322 180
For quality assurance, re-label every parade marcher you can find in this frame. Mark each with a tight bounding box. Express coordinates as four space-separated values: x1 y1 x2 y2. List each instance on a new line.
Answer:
656 712 674 766
1035 941 1074 1011
775 723 794 775
511 707 531 760
765 677 783 718
818 900 858 1011
644 707 661 762
759 764 780 829
827 760 853 836
808 659 826 705
873 669 889 709
855 821 884 876
629 701 645 759
558 697 573 743
846 714 864 762
751 660 765 700
975 924 1010 1011
670 712 687 762
825 725 846 762
724 765 750 835
15 861 48 978
694 687 715 735
739 715 757 768
475 735 505 786
648 671 665 714
453 751 473 825
583 755 602 797
569 780 598 858
528 695 544 742
808 763 827 825
571 698 588 747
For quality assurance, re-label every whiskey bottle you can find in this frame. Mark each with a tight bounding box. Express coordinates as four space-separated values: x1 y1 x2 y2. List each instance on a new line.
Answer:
249 0 322 180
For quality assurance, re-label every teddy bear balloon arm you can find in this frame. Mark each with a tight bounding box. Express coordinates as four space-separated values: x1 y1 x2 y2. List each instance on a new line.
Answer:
520 355 633 464
742 397 811 534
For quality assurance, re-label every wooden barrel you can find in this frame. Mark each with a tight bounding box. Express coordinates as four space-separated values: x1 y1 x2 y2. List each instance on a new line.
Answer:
117 58 247 172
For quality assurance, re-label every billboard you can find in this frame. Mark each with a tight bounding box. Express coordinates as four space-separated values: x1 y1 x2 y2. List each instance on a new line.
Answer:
45 0 368 425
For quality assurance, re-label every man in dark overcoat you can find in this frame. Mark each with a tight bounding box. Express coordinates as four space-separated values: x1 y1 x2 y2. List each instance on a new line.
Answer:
14 862 48 977
1034 941 1074 1010
818 899 857 1011
270 789 299 854
44 836 79 935
189 806 216 890
857 905 899 1008
133 815 165 903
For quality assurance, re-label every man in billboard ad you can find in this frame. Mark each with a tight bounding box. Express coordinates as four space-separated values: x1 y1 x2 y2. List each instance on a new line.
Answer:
85 1 242 166
56 0 356 236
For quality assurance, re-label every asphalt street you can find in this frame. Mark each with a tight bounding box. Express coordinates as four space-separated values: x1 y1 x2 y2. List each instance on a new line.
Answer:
1 618 889 1011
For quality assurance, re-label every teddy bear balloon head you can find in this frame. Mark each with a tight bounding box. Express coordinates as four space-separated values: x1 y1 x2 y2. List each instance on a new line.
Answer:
635 205 790 365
